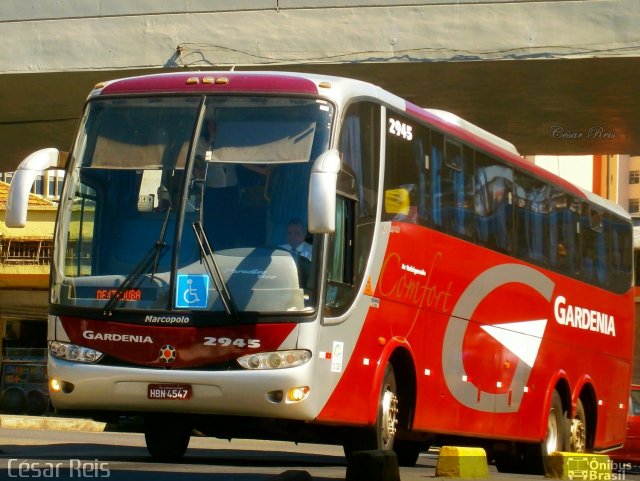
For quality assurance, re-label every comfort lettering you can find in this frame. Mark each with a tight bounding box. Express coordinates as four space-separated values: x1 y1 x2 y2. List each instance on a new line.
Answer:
379 252 453 313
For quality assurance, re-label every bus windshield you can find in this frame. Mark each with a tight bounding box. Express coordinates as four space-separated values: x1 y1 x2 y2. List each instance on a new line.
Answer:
52 95 333 316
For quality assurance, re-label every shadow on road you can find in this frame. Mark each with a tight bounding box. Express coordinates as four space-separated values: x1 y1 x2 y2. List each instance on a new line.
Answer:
0 443 344 481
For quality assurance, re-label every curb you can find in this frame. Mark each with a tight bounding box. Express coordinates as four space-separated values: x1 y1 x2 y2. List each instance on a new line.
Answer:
0 415 106 432
435 446 490 478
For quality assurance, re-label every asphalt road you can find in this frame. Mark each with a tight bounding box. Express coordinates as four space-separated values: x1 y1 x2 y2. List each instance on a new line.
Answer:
0 427 637 481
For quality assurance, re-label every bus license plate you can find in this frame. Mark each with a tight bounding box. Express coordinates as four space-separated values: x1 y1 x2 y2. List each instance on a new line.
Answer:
148 384 192 400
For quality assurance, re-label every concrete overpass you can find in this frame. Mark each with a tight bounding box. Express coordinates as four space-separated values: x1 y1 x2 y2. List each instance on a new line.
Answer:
1 0 640 171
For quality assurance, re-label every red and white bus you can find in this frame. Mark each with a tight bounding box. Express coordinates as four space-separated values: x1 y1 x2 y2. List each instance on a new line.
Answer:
6 71 634 472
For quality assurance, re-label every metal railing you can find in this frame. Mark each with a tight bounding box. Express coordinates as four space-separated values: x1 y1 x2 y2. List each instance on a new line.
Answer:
0 239 52 266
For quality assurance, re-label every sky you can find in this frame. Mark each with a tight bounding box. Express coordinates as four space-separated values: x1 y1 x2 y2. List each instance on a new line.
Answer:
534 156 594 192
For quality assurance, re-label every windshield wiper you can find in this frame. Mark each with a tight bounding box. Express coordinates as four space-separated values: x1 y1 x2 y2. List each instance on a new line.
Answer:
192 221 238 320
103 206 172 316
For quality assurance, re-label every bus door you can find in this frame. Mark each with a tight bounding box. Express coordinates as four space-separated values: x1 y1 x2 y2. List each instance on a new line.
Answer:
324 101 380 317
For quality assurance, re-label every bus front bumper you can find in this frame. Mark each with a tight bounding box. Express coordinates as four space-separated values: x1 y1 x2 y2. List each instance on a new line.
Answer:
47 356 319 420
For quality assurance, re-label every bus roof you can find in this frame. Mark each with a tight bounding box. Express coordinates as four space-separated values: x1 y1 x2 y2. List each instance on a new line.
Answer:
95 71 321 97
424 109 520 156
91 70 630 221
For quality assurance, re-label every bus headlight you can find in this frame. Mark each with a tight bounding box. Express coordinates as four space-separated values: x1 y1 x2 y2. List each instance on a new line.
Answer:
50 378 62 392
49 341 104 364
287 386 310 402
237 350 311 370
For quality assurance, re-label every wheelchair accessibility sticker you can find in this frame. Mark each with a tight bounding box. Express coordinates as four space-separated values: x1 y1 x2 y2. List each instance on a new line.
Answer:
175 274 209 309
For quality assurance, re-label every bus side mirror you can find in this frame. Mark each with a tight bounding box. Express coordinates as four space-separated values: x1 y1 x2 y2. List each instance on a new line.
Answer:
308 149 341 234
6 148 67 227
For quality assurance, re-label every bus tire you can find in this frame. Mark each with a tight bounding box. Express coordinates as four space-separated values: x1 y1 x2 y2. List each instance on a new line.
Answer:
1 386 26 414
544 391 568 456
25 389 49 415
569 398 587 453
393 440 424 467
144 415 191 461
376 365 399 451
524 390 567 474
344 364 399 454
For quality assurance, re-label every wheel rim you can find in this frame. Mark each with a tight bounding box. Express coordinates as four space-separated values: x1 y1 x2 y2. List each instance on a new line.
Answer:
545 407 559 454
570 418 586 453
380 386 399 449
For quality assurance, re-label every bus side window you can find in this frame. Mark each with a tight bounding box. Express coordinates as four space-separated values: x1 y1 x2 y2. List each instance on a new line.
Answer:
325 196 355 315
474 155 513 252
606 214 632 292
549 191 580 275
631 390 640 415
431 132 444 227
329 101 380 317
66 180 97 277
515 173 550 264
383 116 429 225
339 103 380 219
436 140 474 239
417 135 431 224
581 205 606 285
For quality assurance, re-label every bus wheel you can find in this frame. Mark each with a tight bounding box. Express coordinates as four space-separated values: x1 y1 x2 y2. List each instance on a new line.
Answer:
523 390 567 474
543 391 566 456
393 440 424 467
144 415 192 461
343 364 399 454
569 399 587 453
377 365 399 450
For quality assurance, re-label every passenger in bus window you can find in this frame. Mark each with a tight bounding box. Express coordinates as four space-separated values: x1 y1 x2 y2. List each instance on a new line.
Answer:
280 219 312 260
280 219 312 288
556 242 568 269
549 193 579 275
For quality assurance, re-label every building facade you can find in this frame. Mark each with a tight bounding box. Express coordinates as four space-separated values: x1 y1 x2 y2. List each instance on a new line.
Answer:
0 181 56 414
